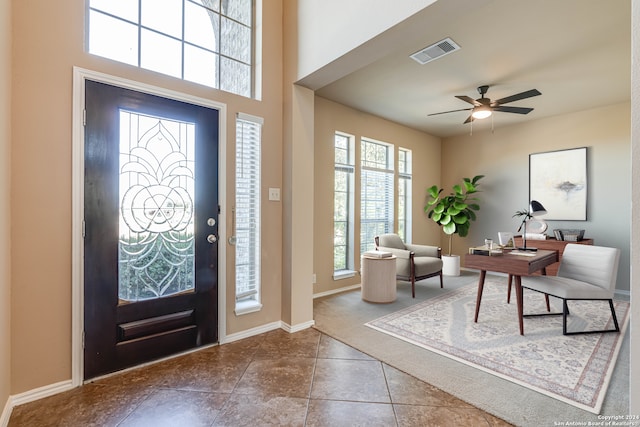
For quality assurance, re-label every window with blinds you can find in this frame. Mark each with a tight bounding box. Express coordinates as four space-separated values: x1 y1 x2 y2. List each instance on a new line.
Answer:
398 148 412 243
360 138 394 253
235 113 262 313
334 133 355 276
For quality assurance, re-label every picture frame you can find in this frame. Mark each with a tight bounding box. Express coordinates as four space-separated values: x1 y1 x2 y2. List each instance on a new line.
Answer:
529 147 587 220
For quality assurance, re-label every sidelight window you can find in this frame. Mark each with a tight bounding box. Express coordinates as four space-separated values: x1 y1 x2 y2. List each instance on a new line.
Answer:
333 133 355 278
234 113 262 313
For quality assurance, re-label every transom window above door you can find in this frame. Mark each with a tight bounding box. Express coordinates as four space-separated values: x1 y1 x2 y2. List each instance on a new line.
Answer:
87 0 255 98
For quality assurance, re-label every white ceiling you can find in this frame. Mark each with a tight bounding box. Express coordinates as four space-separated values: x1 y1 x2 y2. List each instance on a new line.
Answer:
311 0 631 138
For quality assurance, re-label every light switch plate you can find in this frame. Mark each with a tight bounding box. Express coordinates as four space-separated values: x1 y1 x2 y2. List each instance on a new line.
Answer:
268 187 280 201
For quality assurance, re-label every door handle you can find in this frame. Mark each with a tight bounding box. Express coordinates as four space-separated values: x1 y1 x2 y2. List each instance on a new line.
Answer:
207 234 217 244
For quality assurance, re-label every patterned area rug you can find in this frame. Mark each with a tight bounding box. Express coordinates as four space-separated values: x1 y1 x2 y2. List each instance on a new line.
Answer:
365 280 629 414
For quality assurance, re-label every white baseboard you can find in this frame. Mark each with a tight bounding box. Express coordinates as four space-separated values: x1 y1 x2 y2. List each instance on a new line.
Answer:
313 284 361 299
281 320 315 333
222 319 316 344
11 380 74 407
1 396 11 427
221 321 283 344
1 380 75 427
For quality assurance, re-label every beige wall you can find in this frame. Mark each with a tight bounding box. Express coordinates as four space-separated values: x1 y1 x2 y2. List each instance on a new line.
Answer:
313 96 441 295
10 0 284 394
442 102 631 292
281 1 315 327
1 0 11 415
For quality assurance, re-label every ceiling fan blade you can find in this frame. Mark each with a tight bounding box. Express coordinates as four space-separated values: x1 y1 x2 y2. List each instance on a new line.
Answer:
427 107 472 117
455 95 481 106
463 115 474 124
493 106 534 114
493 89 541 105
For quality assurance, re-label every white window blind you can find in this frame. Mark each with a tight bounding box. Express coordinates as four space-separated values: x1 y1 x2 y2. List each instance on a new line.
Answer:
235 113 262 312
360 138 394 253
398 148 412 243
334 133 355 273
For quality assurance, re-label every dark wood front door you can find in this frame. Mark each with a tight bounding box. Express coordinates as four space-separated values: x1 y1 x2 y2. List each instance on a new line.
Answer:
83 80 219 379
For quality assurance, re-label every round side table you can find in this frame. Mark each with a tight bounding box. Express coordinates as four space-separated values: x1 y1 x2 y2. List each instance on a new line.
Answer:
361 255 397 303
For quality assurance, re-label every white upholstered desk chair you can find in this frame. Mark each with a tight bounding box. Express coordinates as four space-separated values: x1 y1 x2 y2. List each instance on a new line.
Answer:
520 244 621 335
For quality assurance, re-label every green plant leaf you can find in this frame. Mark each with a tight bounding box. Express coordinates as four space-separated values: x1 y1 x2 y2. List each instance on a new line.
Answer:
427 185 440 198
446 206 461 216
443 222 456 234
452 213 469 224
457 222 470 237
472 175 485 184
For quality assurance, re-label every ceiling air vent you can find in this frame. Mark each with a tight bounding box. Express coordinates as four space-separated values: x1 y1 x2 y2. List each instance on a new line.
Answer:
410 37 460 65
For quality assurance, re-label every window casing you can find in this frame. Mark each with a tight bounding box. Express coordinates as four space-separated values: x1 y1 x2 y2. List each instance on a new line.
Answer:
87 0 255 98
334 133 355 279
398 148 412 243
235 113 262 314
360 138 394 253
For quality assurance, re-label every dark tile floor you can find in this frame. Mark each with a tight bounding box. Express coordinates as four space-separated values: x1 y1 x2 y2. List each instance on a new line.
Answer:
8 328 511 426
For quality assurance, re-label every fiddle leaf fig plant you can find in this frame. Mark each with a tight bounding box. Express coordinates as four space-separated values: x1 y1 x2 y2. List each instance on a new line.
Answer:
425 175 484 256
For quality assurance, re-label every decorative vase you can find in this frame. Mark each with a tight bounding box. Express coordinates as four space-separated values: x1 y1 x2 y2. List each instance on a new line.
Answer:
442 255 460 276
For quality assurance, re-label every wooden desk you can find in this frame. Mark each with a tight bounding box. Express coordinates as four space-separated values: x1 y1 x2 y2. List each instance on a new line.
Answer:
513 237 593 275
464 250 558 335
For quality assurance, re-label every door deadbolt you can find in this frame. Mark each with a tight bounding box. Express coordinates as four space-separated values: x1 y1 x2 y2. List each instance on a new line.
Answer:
207 218 216 226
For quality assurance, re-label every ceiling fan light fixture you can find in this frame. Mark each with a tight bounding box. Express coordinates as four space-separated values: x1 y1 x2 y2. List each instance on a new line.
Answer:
471 106 492 119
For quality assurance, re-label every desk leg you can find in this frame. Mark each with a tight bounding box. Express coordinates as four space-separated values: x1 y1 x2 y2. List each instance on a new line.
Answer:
541 267 551 312
515 275 524 335
474 270 487 323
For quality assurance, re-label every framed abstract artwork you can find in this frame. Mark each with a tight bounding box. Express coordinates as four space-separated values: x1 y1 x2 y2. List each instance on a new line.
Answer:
529 147 587 220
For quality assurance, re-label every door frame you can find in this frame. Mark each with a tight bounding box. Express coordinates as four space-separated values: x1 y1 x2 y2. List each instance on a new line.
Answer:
71 67 228 387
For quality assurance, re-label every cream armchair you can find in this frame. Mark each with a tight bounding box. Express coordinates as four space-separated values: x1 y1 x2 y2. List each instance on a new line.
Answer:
375 234 443 298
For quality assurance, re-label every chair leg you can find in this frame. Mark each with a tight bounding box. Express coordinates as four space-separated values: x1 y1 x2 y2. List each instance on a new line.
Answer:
439 271 443 288
411 276 416 298
609 299 620 332
562 299 569 335
563 299 620 335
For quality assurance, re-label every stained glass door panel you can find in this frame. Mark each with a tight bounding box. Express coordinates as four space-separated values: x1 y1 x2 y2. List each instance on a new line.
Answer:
118 111 196 302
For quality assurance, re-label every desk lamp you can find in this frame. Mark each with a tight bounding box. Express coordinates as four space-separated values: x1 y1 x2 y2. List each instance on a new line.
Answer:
516 200 547 251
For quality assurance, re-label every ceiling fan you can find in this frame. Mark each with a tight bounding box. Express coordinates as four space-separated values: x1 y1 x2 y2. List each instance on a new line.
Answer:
428 85 542 124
